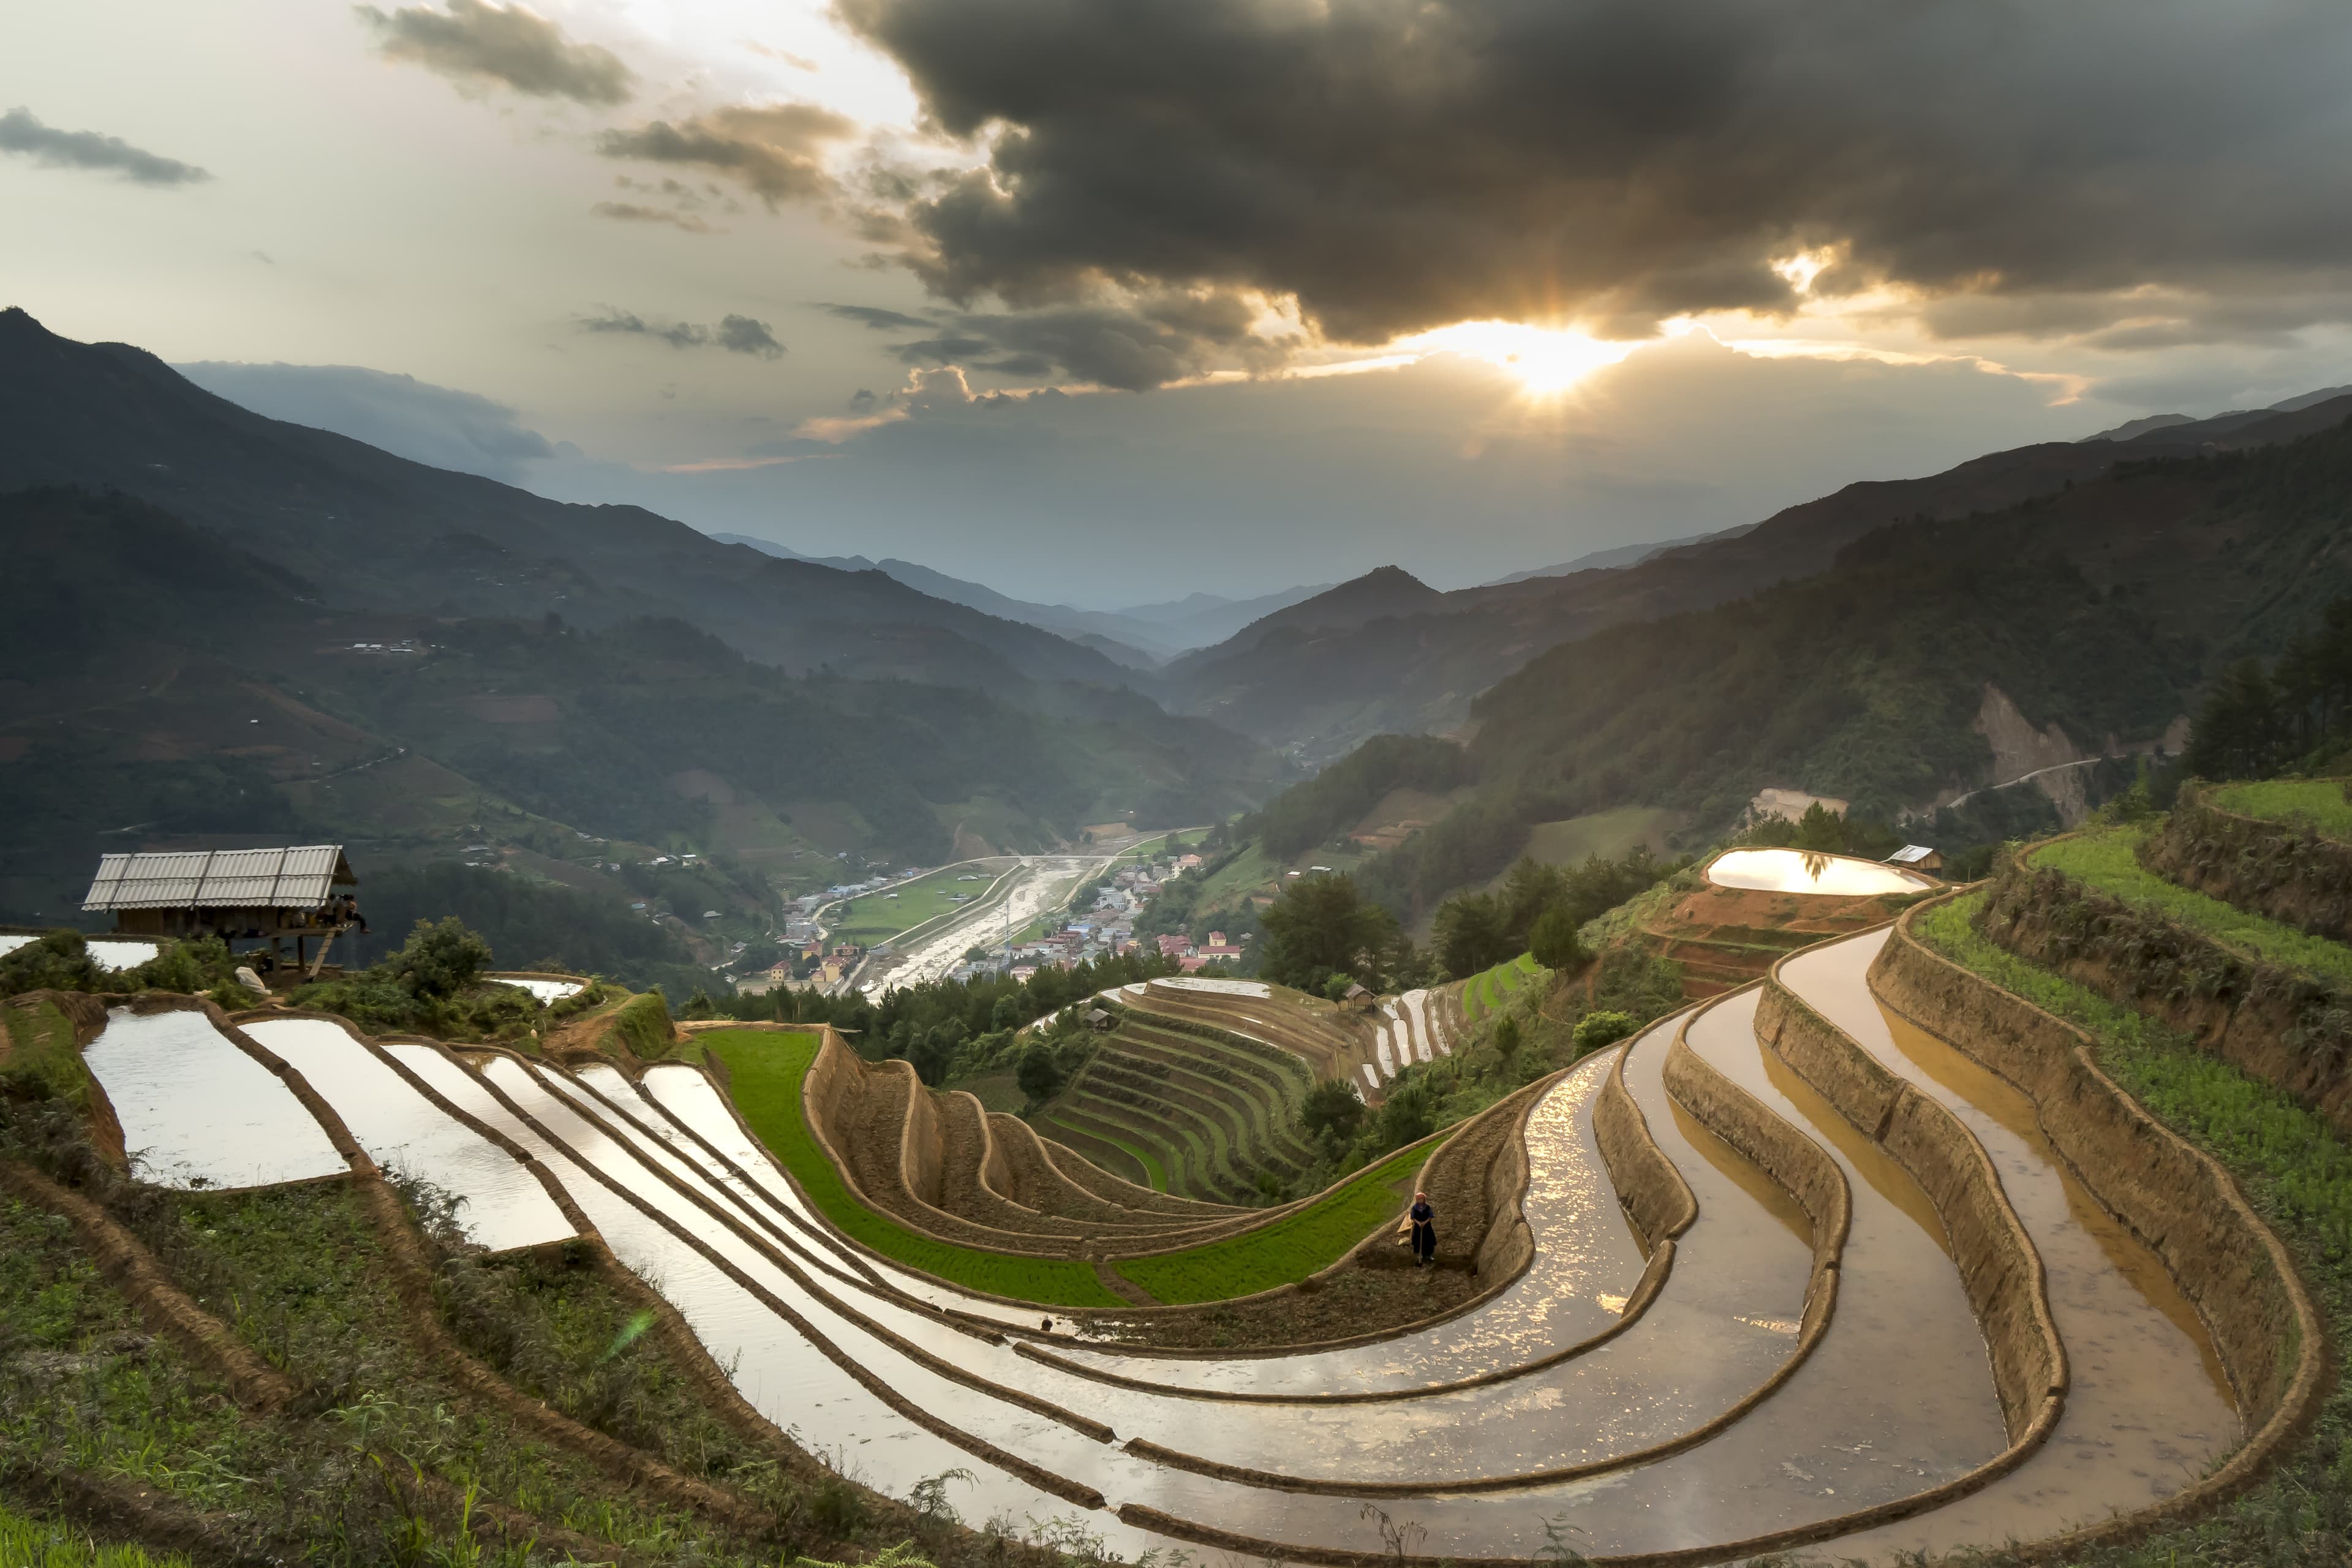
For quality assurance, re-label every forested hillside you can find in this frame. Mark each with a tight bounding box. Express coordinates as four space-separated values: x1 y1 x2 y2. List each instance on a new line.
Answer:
1341 412 2352 910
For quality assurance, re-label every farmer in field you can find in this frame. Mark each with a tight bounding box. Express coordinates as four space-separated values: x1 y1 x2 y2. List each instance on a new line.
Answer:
1409 1190 1437 1268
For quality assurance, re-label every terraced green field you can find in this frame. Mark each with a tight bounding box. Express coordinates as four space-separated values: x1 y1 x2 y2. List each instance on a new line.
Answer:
1042 1109 1170 1190
2212 778 2352 842
1047 1016 1314 1201
1116 1144 1431 1303
1462 951 1547 1019
703 1030 1125 1307
708 1026 1437 1306
2031 826 2352 989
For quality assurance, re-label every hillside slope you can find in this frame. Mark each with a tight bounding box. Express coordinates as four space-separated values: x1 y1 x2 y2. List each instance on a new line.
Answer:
1357 412 2352 907
0 307 1132 694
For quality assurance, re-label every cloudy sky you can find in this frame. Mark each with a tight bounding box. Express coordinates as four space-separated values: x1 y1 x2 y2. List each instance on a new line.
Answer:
9 0 2352 605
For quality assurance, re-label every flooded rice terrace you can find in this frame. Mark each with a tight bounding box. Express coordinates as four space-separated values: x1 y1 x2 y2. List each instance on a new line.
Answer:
59 915 2253 1562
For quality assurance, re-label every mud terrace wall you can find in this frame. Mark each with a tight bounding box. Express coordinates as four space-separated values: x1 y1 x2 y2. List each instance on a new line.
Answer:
1872 902 2325 1543
2144 782 2352 943
1983 846 2352 1132
1593 1050 1697 1251
1755 976 2065 1442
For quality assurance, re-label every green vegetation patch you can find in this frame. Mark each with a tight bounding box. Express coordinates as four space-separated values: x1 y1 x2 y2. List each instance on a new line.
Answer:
1043 1110 1169 1191
0 1497 194 1567
1462 952 1547 1020
703 1030 1124 1307
614 987 676 1057
2212 778 2352 843
1 997 89 1104
1116 1144 1428 1305
2032 825 2352 991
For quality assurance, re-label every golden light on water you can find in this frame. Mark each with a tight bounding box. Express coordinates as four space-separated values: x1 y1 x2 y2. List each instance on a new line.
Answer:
1404 319 1641 395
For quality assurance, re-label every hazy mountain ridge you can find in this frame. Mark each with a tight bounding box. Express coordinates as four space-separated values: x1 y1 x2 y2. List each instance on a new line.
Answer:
707 529 1330 660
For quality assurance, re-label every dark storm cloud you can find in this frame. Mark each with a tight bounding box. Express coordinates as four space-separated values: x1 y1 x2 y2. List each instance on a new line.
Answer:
596 104 853 208
577 309 785 358
832 0 2352 343
0 107 209 186
822 292 1281 388
357 0 634 105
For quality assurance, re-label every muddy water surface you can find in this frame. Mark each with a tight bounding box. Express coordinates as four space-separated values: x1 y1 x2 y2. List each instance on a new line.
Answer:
1781 932 2238 1552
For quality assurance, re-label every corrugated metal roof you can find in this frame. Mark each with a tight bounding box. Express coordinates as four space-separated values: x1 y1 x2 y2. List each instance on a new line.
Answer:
82 846 354 911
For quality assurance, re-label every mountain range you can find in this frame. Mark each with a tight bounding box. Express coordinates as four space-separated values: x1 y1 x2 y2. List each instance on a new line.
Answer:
1144 387 2352 761
0 309 1292 924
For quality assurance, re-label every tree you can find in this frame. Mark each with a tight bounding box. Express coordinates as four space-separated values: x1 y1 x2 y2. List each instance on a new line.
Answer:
1433 891 1512 979
1491 1013 1522 1066
2187 658 2289 780
1015 1042 1064 1105
1528 906 1588 971
1299 1077 1365 1142
1793 802 1845 853
1261 873 1398 990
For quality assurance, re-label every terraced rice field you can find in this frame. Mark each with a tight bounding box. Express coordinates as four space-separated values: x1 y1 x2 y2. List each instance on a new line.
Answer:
2031 824 2352 987
1049 1015 1316 1202
50 870 2309 1566
2211 777 2352 840
1460 951 1544 1019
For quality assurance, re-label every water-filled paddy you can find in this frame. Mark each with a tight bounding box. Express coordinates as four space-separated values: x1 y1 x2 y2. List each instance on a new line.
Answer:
1707 847 1934 897
83 1008 347 1189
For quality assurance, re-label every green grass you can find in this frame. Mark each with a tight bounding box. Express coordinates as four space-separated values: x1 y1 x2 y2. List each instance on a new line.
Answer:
1916 891 2352 1563
1115 1144 1430 1304
0 1499 193 1567
829 867 998 946
2212 778 2352 842
1042 1110 1169 1191
2032 824 2352 990
702 1030 1125 1307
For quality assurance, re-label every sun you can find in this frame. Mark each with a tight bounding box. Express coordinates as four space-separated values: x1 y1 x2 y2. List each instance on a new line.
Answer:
1403 319 1640 395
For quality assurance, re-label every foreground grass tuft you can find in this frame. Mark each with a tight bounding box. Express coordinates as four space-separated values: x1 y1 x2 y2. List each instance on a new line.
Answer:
0 1502 191 1568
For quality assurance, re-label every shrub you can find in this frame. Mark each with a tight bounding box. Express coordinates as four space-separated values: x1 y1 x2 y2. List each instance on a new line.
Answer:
386 917 491 1000
613 987 674 1057
1572 1010 1638 1055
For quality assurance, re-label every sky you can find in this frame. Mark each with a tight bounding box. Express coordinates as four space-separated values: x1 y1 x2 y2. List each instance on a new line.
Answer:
8 0 2352 606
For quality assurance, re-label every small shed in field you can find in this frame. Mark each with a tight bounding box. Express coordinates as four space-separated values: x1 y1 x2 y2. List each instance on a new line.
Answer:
1887 844 1944 876
82 845 360 978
